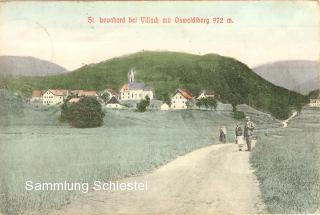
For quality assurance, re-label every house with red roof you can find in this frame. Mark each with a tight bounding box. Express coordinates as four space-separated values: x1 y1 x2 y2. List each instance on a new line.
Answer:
171 89 193 110
30 90 44 103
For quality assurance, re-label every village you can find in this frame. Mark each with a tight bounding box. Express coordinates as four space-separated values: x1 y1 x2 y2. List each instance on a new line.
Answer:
29 68 217 111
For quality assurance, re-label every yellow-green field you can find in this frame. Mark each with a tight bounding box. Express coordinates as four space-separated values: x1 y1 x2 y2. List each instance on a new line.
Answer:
251 107 320 213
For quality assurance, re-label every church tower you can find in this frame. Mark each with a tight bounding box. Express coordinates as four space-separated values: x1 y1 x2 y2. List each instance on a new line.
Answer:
128 68 135 83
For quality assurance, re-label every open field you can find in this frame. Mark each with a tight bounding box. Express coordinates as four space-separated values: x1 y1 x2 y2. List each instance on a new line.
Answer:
250 107 320 213
0 103 279 214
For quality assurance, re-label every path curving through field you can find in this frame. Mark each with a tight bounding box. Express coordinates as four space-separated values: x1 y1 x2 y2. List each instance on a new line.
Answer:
281 111 298 128
51 142 265 215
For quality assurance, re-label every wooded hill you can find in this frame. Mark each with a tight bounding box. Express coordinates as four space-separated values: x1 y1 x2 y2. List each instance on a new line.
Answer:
0 51 308 119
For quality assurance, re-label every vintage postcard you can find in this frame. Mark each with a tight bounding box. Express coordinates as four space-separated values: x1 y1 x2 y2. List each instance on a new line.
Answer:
0 1 319 215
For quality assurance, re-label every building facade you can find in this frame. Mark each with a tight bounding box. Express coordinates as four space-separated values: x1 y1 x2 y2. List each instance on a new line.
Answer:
42 89 68 106
310 97 320 107
120 69 154 101
171 89 193 110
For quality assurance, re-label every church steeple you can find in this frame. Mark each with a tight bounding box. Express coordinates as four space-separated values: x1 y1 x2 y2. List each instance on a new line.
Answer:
128 68 135 83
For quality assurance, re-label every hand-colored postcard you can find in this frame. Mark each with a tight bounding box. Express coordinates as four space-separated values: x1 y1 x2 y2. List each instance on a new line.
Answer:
0 1 319 215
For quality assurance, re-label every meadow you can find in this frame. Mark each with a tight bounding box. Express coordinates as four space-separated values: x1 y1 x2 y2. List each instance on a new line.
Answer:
0 102 279 214
251 107 320 213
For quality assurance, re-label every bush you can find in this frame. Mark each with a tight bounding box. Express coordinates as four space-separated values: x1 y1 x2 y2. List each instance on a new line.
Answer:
233 111 245 120
196 97 218 110
65 97 105 128
136 96 150 112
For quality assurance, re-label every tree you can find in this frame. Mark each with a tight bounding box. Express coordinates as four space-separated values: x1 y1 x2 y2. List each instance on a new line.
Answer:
101 93 110 102
186 100 192 109
196 99 202 109
207 97 218 110
233 111 245 120
231 102 237 112
59 102 69 122
136 95 151 112
202 98 209 110
66 97 105 128
163 93 172 106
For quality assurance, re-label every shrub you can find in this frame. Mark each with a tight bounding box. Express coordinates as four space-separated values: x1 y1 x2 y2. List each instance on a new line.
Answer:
65 97 105 128
196 97 218 110
136 96 150 112
233 110 245 120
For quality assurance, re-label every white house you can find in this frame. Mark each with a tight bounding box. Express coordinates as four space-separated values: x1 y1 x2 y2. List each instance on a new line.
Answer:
106 96 123 109
197 90 215 99
42 89 69 106
30 90 44 103
120 69 154 101
309 96 320 107
160 103 170 111
171 89 193 110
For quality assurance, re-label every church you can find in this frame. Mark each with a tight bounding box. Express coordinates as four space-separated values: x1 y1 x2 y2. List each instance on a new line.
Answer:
120 69 154 101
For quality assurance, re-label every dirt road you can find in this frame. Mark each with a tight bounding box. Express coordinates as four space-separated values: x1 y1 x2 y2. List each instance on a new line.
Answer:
53 143 265 215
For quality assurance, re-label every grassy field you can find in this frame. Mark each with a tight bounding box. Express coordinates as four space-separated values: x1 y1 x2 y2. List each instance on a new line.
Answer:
251 107 320 213
0 102 279 214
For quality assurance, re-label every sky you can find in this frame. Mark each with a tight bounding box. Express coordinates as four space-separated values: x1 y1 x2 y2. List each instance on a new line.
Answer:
0 1 319 71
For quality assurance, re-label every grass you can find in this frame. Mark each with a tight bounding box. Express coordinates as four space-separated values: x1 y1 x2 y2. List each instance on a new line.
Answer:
250 107 320 213
0 103 278 214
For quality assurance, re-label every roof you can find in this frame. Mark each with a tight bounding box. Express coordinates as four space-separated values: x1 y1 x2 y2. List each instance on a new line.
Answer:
47 89 68 96
129 82 146 90
310 97 320 100
77 90 97 97
176 89 193 100
32 90 43 97
106 96 119 104
68 98 80 103
121 84 129 91
121 82 152 91
200 90 215 96
104 89 119 96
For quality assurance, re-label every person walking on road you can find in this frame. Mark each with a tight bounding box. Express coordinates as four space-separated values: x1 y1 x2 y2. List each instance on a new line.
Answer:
235 124 244 151
219 126 227 143
244 116 255 151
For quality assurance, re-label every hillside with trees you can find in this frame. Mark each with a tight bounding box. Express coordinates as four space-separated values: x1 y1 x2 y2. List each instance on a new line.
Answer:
1 51 308 119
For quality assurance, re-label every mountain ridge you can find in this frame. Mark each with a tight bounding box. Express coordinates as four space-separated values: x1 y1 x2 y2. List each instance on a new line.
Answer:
0 55 67 76
253 60 319 95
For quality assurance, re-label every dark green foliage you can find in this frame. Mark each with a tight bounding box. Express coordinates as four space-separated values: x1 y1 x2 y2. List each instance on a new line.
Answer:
196 99 202 109
233 111 245 120
161 92 172 106
207 97 217 110
64 97 105 128
1 51 308 119
0 89 24 116
136 95 150 112
196 97 218 110
101 93 110 102
308 89 319 99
